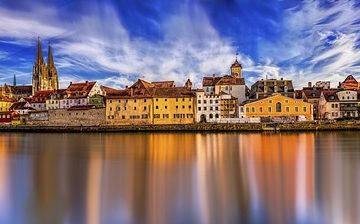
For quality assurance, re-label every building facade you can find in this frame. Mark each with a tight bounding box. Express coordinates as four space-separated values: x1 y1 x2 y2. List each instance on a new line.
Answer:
249 78 295 99
106 79 196 125
240 94 313 121
32 37 59 95
202 59 247 104
319 90 359 119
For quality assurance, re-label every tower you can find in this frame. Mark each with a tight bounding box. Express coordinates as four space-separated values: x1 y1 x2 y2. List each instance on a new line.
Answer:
47 44 59 90
13 74 16 87
230 54 242 78
32 37 59 95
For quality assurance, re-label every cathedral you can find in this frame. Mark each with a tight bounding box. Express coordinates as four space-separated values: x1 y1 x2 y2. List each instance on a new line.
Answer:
32 37 59 95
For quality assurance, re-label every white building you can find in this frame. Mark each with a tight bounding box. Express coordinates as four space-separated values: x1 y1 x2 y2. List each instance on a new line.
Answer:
202 58 247 105
195 90 221 123
319 89 359 119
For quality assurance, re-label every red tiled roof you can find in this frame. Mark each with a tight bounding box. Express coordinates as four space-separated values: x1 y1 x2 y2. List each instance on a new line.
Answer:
151 81 175 88
66 81 96 97
202 76 222 86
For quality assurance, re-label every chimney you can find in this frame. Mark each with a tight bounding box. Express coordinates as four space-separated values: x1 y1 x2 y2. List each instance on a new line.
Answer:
86 81 88 84
70 82 72 85
308 82 312 88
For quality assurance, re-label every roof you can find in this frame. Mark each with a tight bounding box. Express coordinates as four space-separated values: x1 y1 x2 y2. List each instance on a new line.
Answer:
101 86 120 95
322 90 340 102
10 102 33 110
66 81 96 97
342 75 358 84
202 76 222 86
0 96 15 102
14 85 32 94
151 81 175 88
216 75 245 85
231 58 242 68
150 87 195 98
302 87 323 99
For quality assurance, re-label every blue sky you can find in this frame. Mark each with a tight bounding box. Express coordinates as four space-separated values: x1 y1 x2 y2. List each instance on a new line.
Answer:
0 0 359 89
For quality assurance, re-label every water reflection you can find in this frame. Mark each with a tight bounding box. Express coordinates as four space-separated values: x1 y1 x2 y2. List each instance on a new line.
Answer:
0 132 359 224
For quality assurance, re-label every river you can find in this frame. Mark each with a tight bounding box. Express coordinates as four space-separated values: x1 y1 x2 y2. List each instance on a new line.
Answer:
0 132 359 224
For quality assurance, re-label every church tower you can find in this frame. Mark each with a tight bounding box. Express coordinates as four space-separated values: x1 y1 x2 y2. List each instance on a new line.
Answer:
230 55 242 78
32 37 59 95
47 45 59 90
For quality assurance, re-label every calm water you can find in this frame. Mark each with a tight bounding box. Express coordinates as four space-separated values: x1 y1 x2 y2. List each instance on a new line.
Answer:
0 132 360 224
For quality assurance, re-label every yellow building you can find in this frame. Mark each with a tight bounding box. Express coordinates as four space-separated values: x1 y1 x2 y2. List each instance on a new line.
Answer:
106 95 153 125
220 95 238 118
239 94 313 121
0 97 14 112
152 87 195 124
105 79 196 125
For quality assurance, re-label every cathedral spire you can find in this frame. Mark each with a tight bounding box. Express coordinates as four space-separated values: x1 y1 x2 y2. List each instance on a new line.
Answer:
13 74 16 87
48 44 55 70
36 36 45 64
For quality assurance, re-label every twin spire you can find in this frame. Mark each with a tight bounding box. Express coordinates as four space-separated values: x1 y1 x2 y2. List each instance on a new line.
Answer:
32 36 59 94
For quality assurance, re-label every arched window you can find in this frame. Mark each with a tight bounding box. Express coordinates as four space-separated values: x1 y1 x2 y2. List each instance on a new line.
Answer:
215 114 219 118
209 114 213 119
276 102 282 112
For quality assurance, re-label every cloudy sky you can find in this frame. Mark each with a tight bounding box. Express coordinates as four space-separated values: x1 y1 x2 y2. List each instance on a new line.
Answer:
0 0 359 89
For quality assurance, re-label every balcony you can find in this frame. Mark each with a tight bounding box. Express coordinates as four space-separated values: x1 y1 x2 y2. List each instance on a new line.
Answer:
340 103 358 111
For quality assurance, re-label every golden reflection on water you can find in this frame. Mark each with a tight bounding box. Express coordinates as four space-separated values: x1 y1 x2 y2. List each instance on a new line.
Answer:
0 132 359 224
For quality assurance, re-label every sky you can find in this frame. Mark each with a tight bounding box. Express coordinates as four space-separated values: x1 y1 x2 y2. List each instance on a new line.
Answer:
0 0 360 89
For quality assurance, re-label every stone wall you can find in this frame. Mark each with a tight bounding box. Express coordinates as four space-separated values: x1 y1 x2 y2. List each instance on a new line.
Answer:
48 108 105 126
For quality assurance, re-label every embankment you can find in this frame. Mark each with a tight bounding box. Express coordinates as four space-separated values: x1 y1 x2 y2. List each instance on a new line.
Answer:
0 122 360 133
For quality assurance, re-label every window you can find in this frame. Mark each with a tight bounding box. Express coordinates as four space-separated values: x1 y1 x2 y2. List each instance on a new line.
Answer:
110 100 112 103
182 105 185 109
215 114 219 118
144 106 147 110
163 114 169 118
303 107 307 112
189 105 192 109
198 100 201 104
156 106 159 109
176 98 178 102
176 106 179 109
259 107 263 113
251 107 255 113
295 107 298 112
156 98 158 102
182 98 185 102
269 100 272 103
335 104 338 108
246 108 249 113
268 107 272 112
142 114 148 119
204 100 207 104
165 99 167 101
144 99 147 102
110 107 112 111
286 107 289 112
276 102 282 112
209 114 213 119
154 114 160 118
204 107 207 111
134 107 137 110
189 98 191 101
210 100 213 104
198 107 201 111
210 107 213 111
165 106 168 109
134 99 137 103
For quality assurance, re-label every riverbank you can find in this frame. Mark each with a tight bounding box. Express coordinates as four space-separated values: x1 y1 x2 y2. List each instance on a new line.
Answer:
0 122 360 133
